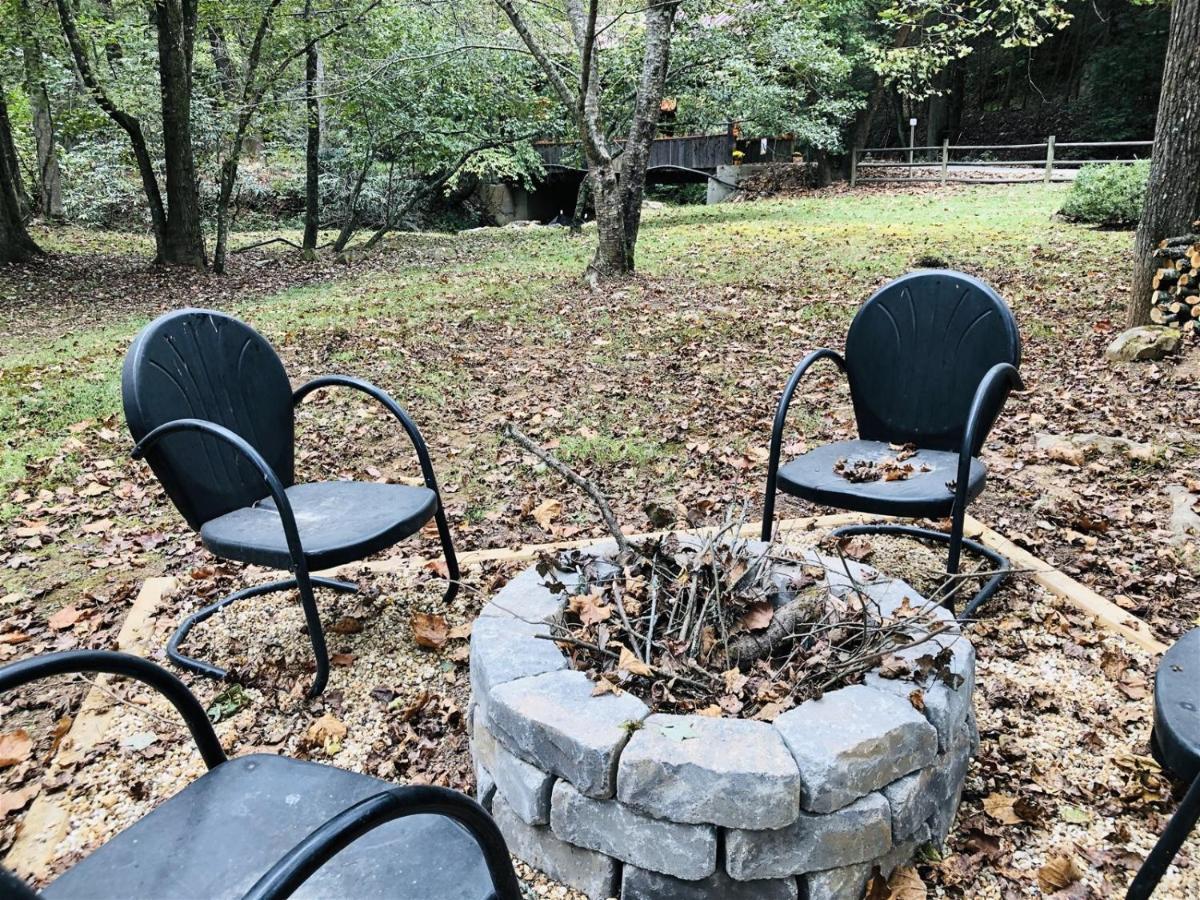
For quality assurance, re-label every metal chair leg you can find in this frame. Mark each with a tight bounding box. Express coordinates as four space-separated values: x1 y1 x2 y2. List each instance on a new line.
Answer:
829 523 1011 619
434 504 460 604
1128 773 1200 900
761 481 778 543
295 569 336 699
947 505 966 576
166 576 357 691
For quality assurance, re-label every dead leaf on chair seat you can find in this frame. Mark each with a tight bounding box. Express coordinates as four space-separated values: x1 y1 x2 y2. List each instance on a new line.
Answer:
411 613 449 649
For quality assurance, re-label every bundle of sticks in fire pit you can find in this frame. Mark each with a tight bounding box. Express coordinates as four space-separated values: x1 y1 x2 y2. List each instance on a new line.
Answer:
1150 232 1200 333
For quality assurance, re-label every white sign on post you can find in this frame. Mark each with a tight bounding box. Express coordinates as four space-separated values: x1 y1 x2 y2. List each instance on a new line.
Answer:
909 118 917 127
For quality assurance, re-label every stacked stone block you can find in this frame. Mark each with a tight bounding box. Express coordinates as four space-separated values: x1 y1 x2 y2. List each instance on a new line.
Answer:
469 551 976 900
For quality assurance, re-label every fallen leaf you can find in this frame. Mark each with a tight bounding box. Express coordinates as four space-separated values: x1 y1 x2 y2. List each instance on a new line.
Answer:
305 713 347 747
1038 854 1083 893
592 677 623 696
448 621 473 640
618 646 653 677
0 730 33 767
737 600 774 631
329 616 363 634
982 793 1026 825
411 613 449 649
0 785 38 817
885 866 927 899
48 606 80 630
569 592 613 627
530 498 562 529
331 652 356 667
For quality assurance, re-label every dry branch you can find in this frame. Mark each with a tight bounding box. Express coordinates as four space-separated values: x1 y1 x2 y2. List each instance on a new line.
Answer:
502 422 632 555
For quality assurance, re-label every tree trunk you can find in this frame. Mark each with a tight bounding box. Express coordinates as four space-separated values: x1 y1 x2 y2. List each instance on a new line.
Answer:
589 162 626 277
154 0 207 268
207 25 238 101
570 171 591 233
615 0 679 273
212 0 285 275
1128 0 1200 327
0 79 43 264
303 0 320 253
0 95 30 220
17 0 62 218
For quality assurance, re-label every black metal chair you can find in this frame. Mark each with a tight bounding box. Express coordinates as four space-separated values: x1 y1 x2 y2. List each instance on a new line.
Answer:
761 270 1024 618
0 650 521 900
123 308 459 698
1128 629 1200 899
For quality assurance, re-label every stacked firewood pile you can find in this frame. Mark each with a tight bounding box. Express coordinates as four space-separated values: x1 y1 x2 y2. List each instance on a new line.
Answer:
1150 231 1200 333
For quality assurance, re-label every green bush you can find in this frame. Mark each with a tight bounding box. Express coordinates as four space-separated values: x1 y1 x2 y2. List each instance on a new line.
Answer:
1059 159 1150 227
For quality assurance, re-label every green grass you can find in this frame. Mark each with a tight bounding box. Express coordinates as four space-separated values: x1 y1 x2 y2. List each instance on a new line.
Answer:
0 184 1127 514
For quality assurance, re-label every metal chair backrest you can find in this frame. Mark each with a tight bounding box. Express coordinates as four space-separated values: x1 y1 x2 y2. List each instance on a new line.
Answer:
122 309 295 530
844 270 1021 454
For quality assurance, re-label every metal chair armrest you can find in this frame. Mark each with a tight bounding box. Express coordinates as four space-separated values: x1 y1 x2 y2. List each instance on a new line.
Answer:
0 650 226 769
766 349 847 486
955 362 1025 504
131 418 308 570
241 785 522 900
292 376 443 495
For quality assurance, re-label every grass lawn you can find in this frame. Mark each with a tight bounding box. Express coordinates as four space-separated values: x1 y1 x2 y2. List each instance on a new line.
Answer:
1 183 1192 630
1 183 1199 895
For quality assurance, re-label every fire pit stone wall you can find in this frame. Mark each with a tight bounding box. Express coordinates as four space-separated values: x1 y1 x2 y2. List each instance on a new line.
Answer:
469 547 977 900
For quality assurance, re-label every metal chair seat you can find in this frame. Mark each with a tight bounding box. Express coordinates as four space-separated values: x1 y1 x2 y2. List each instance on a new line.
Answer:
1153 627 1200 783
201 481 438 570
777 439 987 518
44 755 495 900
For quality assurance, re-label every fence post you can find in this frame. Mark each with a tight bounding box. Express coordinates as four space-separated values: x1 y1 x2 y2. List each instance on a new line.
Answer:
941 139 949 185
1044 135 1055 184
850 148 858 187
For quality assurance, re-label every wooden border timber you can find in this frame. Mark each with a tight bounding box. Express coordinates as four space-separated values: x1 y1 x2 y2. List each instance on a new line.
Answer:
962 516 1167 655
5 577 177 882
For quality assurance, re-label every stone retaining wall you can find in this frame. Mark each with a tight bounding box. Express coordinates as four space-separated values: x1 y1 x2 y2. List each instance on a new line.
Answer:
469 547 977 899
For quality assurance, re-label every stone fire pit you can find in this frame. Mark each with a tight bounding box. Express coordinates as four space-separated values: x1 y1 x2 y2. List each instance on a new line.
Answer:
468 545 977 900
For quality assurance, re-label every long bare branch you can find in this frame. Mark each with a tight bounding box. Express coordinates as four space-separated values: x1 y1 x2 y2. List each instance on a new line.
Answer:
493 0 577 109
502 422 632 555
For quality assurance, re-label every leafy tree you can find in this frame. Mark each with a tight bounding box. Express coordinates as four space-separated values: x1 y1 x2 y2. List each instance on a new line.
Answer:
55 0 206 266
496 0 680 281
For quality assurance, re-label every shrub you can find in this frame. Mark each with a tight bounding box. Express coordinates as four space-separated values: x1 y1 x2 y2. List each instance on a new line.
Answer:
1059 159 1150 227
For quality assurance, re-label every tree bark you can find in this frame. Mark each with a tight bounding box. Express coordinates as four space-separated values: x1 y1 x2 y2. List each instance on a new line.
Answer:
0 78 43 264
212 0 285 274
1128 0 1200 327
303 0 320 253
616 0 679 273
0 91 30 220
153 0 207 267
17 0 62 218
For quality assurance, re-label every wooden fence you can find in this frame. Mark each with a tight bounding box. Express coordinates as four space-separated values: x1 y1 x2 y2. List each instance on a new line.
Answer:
850 137 1153 186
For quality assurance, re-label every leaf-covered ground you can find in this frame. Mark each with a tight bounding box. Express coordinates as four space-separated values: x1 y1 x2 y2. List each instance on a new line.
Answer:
1 184 1199 895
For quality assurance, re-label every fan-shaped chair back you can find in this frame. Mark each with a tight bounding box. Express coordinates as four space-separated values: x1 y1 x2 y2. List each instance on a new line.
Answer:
844 270 1020 454
122 309 294 529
